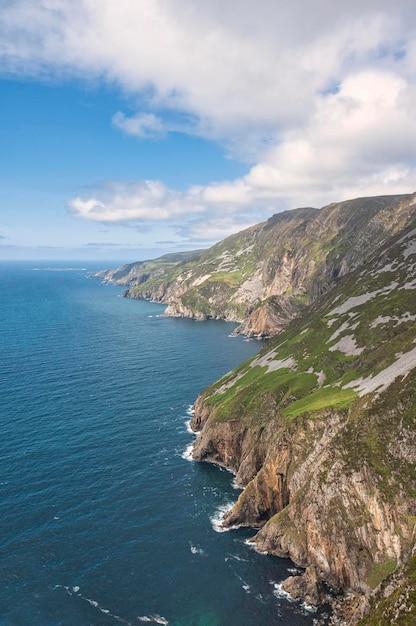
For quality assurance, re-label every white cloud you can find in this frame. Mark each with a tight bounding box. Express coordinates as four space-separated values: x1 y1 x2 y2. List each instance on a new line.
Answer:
3 1 415 142
66 179 268 243
67 180 207 223
2 1 416 239
112 112 165 138
67 66 416 234
243 69 416 206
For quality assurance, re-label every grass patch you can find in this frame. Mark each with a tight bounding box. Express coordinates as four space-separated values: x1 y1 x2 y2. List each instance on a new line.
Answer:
282 386 357 419
359 555 416 625
366 560 397 590
207 271 244 288
205 368 318 425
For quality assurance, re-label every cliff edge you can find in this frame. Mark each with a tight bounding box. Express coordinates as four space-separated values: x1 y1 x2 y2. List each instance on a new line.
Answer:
190 214 416 624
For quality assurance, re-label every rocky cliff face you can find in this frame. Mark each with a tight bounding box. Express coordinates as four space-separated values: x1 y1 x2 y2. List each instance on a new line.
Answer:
189 215 416 624
98 193 416 338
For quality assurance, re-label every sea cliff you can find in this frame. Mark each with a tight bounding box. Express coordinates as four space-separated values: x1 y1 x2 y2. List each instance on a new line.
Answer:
189 213 416 624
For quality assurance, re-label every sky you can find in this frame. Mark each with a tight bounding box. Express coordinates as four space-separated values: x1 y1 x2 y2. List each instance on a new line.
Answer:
1 1 416 262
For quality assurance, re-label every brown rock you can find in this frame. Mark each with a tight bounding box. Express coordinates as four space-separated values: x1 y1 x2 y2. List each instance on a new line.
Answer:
281 565 326 606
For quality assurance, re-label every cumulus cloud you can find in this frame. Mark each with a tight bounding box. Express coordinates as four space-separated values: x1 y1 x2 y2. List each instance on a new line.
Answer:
67 65 416 234
3 1 415 142
2 0 416 239
112 112 165 138
67 179 267 243
67 180 207 223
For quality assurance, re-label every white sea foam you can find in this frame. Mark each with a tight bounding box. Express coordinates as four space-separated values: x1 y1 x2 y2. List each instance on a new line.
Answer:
244 538 268 555
272 582 317 614
181 443 195 462
55 584 133 624
225 552 249 563
190 543 205 555
139 617 169 624
210 503 235 532
235 573 251 593
186 405 195 416
272 583 294 602
185 419 195 434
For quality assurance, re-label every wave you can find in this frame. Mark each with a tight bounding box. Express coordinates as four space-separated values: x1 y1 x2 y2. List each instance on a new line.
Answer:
244 538 268 555
54 585 133 624
184 419 195 434
225 552 249 563
189 542 205 556
181 443 195 462
235 573 251 594
231 476 243 490
138 615 169 624
210 502 236 533
272 582 317 614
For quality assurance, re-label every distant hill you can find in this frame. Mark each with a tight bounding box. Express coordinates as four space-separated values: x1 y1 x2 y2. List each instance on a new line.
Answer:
98 194 416 339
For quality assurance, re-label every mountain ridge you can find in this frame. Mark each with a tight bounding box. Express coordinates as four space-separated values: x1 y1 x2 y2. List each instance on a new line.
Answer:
97 193 415 339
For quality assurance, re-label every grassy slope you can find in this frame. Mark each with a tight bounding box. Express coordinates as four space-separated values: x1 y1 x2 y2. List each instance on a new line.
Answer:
358 554 416 625
123 195 414 323
195 219 416 604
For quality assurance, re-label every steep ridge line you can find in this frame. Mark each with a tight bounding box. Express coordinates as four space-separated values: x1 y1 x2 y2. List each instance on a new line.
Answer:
96 193 416 339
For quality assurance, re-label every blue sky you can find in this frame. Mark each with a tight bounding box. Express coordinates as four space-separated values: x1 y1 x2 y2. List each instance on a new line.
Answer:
1 1 416 262
0 78 247 261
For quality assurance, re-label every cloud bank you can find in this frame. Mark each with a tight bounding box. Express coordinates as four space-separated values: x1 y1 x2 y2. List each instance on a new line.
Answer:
2 0 416 240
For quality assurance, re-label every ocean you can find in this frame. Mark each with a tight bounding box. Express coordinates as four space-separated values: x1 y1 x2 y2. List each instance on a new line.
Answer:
0 261 319 626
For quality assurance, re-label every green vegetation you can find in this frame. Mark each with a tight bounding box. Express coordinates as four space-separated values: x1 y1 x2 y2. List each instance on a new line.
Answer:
199 224 416 427
367 560 397 590
359 555 416 625
282 387 357 419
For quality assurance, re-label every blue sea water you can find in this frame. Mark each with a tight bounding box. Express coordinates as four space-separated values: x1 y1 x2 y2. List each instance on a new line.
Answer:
0 261 319 626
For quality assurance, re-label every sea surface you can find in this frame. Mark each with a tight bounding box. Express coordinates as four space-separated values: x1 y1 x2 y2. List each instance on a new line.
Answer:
0 261 320 626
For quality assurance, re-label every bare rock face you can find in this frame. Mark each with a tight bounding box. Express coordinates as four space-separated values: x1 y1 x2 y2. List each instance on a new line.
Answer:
191 395 416 624
234 297 301 338
281 565 326 606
